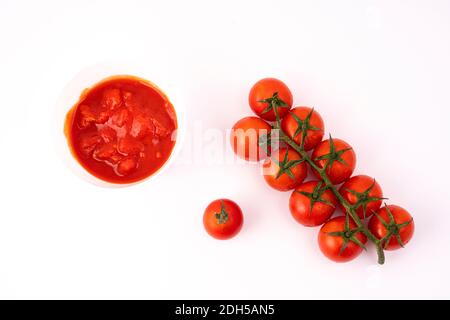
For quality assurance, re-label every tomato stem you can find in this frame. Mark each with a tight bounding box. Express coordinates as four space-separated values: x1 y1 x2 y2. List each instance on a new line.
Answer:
274 116 386 264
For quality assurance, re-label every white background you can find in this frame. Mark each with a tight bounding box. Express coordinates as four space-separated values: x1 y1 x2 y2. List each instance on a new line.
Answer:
1 0 449 299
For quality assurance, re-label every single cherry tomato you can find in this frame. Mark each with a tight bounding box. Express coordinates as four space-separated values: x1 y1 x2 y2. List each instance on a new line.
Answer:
281 107 324 151
318 216 367 262
248 78 293 121
338 175 383 219
289 180 337 227
230 116 271 161
203 199 244 240
369 205 414 250
262 148 307 191
311 137 356 185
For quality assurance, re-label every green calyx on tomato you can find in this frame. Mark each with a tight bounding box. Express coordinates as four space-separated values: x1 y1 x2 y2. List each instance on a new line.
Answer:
327 215 367 256
295 181 335 214
258 92 290 117
373 204 413 249
291 108 321 149
274 150 305 182
215 200 229 225
315 135 352 170
344 179 386 219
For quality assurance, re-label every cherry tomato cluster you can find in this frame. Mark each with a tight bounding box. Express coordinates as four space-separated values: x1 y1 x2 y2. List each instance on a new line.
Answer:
229 78 415 264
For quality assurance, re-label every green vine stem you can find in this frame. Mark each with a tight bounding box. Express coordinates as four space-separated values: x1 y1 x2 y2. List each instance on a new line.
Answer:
271 114 385 265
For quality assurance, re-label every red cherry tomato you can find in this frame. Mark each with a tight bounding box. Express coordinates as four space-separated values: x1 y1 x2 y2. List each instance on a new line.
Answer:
248 78 293 121
369 205 414 250
289 180 337 227
338 175 383 219
262 148 307 191
203 199 244 240
281 107 324 151
311 137 356 185
318 216 367 262
230 116 271 161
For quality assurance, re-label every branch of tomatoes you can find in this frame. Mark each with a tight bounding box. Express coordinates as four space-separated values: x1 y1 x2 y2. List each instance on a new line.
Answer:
232 77 415 264
276 123 385 264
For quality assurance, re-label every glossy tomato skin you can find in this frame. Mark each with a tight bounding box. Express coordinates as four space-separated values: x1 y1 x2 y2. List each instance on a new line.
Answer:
369 205 414 250
281 107 324 151
338 175 383 219
230 116 271 162
262 148 307 191
318 216 367 262
311 138 356 185
289 180 337 227
203 199 244 240
248 78 293 121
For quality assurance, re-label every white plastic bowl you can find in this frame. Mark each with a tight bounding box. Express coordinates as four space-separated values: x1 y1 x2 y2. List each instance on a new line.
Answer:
54 62 185 187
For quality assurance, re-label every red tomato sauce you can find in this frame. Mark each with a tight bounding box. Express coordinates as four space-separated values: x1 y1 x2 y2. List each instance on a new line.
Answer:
65 75 177 184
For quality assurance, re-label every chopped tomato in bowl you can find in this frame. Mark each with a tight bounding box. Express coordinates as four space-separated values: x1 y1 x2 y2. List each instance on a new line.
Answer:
64 75 178 185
